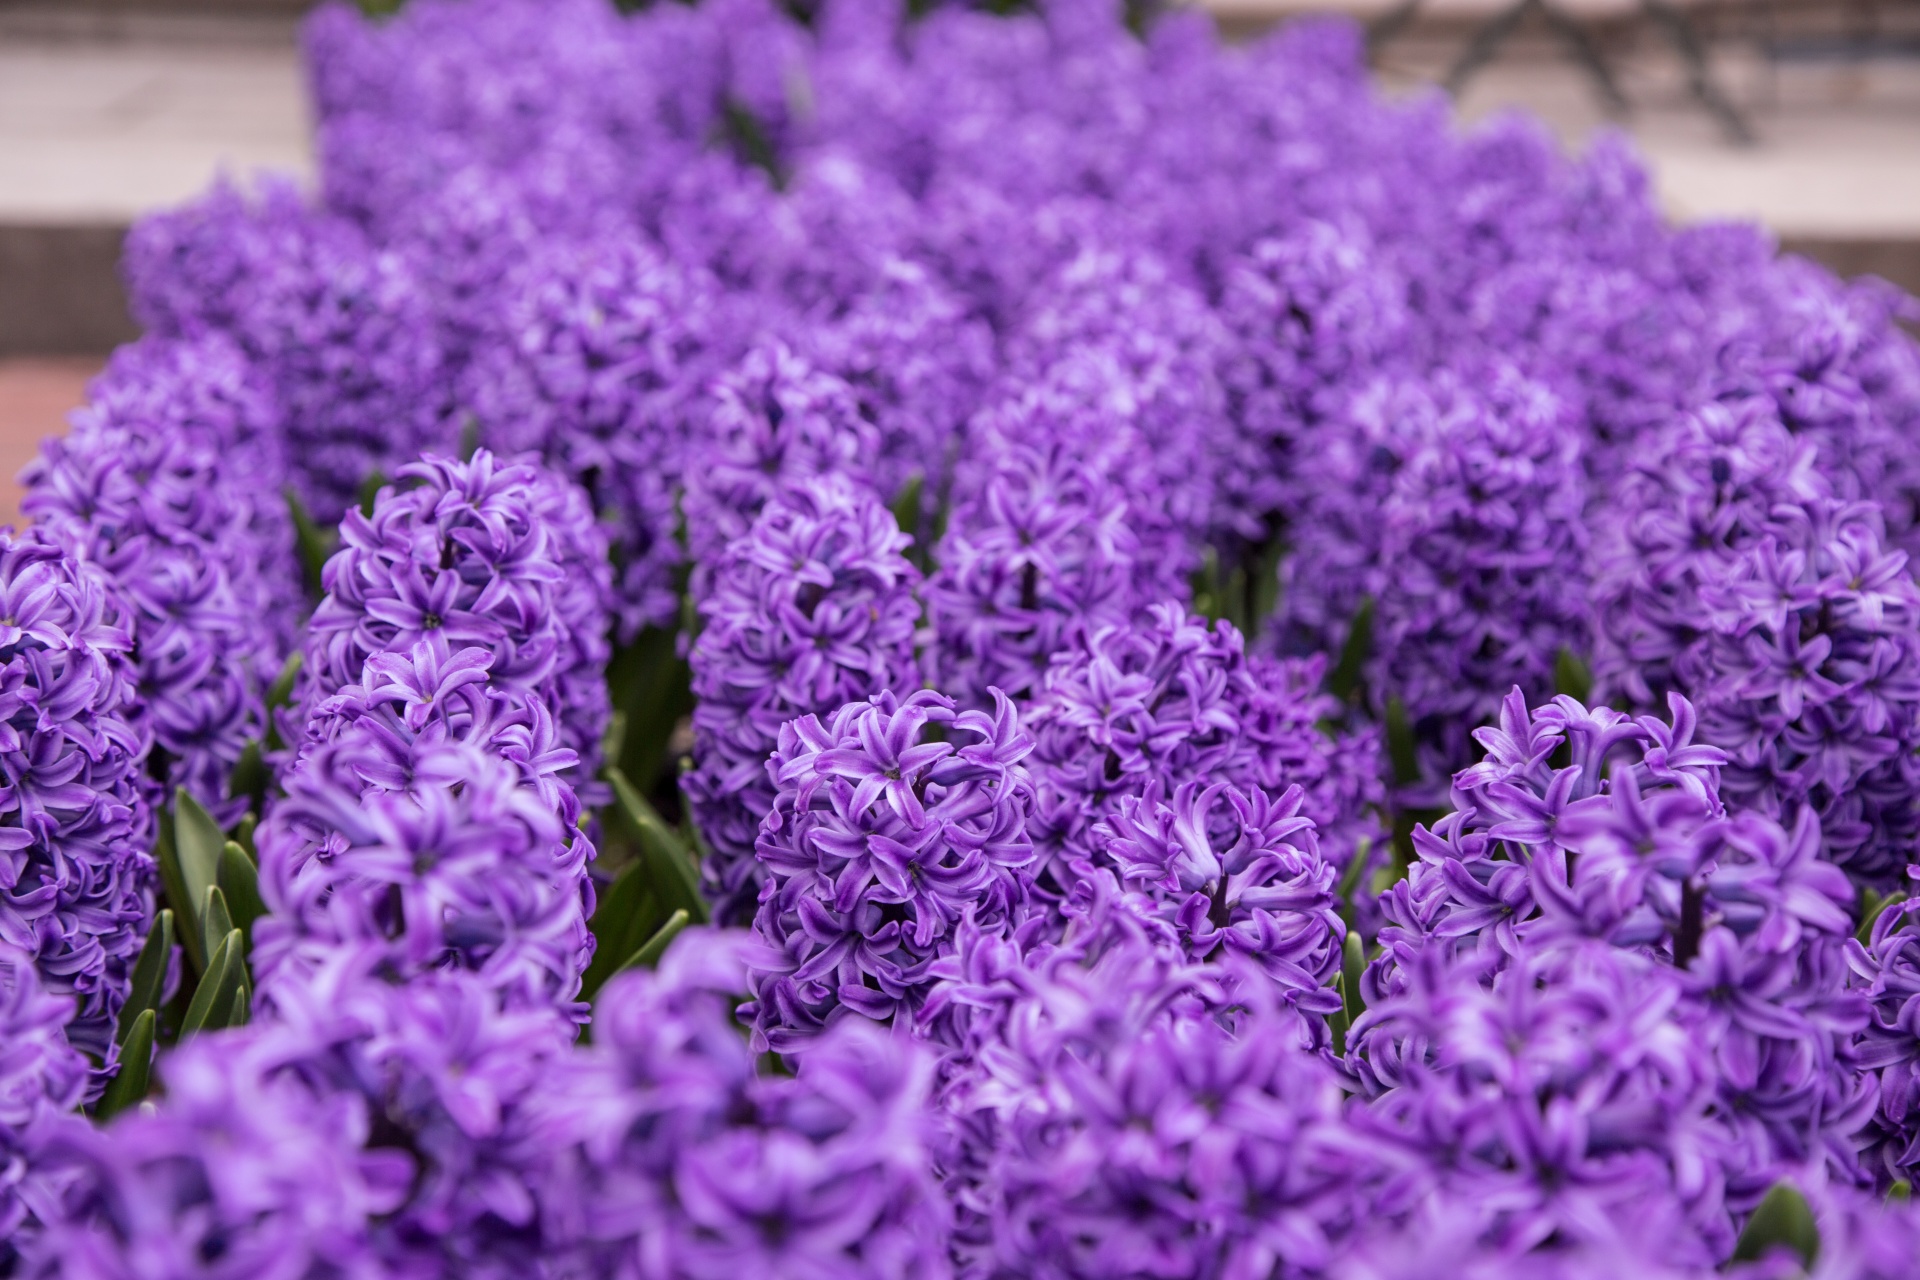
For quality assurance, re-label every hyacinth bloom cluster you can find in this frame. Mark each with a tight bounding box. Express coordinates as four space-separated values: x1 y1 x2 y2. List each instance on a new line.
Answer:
799 255 994 510
23 0 1920 1270
21 334 301 825
746 690 1036 1050
534 933 954 1280
1848 899 1920 1185
1006 246 1241 546
1278 367 1591 779
1099 779 1345 993
1356 690 1873 1221
0 947 87 1263
931 892 1381 1279
1351 937 1744 1265
301 449 613 788
680 342 879 595
1592 394 1920 882
1025 602 1384 883
0 535 153 1063
684 474 923 924
1216 219 1411 525
926 394 1190 709
30 948 578 1279
122 179 451 524
254 687 595 1013
467 234 726 638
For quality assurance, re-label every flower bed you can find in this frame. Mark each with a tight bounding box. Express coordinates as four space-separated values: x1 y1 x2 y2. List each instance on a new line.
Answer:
6 0 1920 1275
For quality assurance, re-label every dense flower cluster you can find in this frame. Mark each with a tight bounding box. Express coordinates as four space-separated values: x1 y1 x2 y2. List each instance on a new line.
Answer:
1025 602 1384 882
17 0 1920 1272
0 947 88 1266
22 334 301 824
536 933 954 1279
299 449 612 787
1591 395 1920 882
0 535 153 1063
925 397 1180 708
466 235 726 638
684 474 923 923
746 690 1036 1051
1357 692 1873 1219
1278 366 1592 781
123 180 452 524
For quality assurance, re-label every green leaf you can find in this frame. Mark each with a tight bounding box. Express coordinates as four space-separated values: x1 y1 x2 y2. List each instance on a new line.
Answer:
890 471 925 549
1327 972 1349 1057
356 469 388 518
1243 534 1285 643
457 413 480 462
582 862 664 1000
286 487 335 601
1553 647 1593 704
1731 1181 1819 1268
116 909 173 1048
601 709 629 780
265 650 304 713
227 738 268 811
1860 889 1907 944
721 97 783 186
152 812 203 974
1327 596 1375 706
1191 547 1226 626
1342 930 1367 1026
180 930 242 1039
218 842 267 941
608 768 709 924
222 979 251 1031
261 650 305 755
621 908 690 972
174 789 225 944
1384 694 1420 787
96 1009 155 1119
200 886 234 975
1335 838 1372 932
234 812 258 861
604 627 694 797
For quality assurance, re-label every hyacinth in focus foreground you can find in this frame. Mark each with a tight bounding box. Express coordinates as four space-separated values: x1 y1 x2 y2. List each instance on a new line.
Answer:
11 0 1920 1275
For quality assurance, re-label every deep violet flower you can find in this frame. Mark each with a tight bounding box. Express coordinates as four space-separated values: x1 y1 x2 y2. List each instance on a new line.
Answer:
299 449 612 788
684 474 923 925
1590 393 1920 882
924 394 1186 710
535 930 955 1280
1099 778 1345 995
1276 365 1592 783
467 233 727 639
27 948 577 1280
253 699 596 1015
681 342 880 599
931 893 1389 1280
122 179 452 525
744 689 1036 1051
0 945 89 1263
1024 602 1384 887
1357 690 1873 1212
0 534 153 1064
21 334 301 825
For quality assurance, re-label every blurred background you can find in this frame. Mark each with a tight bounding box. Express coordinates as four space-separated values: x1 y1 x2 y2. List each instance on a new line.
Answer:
1 0 1915 518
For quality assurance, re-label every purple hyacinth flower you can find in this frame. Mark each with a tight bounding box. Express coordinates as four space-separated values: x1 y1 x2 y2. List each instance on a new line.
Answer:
744 689 1036 1051
684 474 924 925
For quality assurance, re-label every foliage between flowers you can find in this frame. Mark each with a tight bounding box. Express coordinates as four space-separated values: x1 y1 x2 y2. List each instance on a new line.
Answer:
9 0 1920 1275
